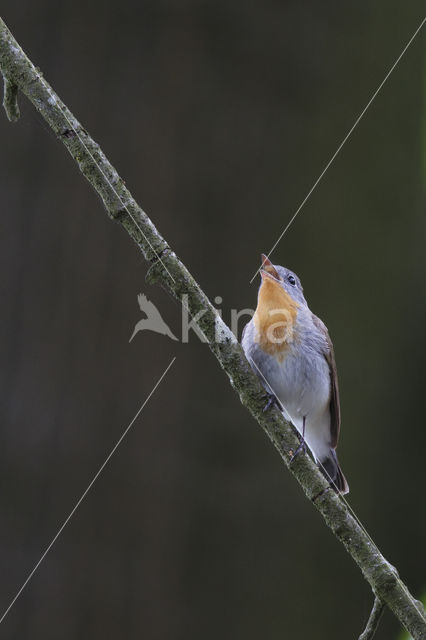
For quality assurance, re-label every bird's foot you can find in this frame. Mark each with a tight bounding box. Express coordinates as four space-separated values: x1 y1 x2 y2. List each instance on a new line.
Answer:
263 392 281 412
290 416 307 462
290 434 307 462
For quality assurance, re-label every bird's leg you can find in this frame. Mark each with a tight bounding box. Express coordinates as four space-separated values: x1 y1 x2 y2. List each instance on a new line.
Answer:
291 416 307 460
263 391 281 412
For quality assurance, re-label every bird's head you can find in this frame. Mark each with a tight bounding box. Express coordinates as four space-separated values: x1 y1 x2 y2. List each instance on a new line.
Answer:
259 254 307 306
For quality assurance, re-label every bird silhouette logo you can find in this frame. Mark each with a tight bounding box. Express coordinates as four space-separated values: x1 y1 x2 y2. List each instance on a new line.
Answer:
129 293 178 342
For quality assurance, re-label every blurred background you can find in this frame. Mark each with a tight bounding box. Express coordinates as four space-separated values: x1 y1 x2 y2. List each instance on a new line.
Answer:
0 2 425 639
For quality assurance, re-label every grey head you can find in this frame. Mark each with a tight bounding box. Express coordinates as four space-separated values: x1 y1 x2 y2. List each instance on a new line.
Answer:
260 254 308 306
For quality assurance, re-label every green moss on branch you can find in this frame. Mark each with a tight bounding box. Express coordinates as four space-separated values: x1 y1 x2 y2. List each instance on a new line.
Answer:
0 16 425 639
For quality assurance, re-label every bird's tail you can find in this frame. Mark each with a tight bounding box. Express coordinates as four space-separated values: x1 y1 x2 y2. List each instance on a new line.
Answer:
320 449 349 495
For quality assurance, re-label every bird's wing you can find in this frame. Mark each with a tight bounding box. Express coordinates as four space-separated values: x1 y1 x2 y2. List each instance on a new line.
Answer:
311 313 341 448
137 293 162 320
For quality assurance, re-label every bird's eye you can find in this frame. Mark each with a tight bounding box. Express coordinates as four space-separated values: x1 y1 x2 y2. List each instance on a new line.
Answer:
287 275 296 286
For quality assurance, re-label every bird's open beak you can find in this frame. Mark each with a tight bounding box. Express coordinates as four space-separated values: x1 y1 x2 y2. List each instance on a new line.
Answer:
260 269 281 285
260 254 280 281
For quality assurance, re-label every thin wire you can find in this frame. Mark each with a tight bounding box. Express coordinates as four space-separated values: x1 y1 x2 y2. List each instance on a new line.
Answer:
249 15 426 283
248 355 379 551
0 356 176 626
13 23 414 600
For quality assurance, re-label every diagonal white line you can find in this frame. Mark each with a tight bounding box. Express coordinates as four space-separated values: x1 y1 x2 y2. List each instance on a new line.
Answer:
249 16 426 283
248 355 276 397
0 356 176 625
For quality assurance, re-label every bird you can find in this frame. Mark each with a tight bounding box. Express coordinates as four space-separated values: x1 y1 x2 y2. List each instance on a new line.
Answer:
129 293 178 342
242 254 349 494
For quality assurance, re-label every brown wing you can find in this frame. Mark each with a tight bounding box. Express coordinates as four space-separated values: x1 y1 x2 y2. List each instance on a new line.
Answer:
311 314 341 448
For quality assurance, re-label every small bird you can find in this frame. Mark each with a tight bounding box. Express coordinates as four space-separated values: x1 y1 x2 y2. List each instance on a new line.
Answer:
242 254 349 494
129 293 178 342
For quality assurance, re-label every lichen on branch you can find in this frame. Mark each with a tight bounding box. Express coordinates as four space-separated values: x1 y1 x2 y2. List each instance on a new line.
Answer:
0 16 425 640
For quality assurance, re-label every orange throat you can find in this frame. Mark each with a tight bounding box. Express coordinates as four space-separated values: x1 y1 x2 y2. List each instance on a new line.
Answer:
253 278 299 359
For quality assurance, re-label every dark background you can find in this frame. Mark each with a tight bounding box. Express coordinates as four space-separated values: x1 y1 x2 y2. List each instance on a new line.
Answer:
0 2 425 639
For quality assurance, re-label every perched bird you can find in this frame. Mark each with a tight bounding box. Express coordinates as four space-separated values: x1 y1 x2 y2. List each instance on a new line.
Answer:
129 293 178 342
242 254 349 494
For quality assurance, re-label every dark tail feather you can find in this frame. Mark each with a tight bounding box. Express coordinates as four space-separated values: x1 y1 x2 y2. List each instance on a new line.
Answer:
320 449 349 495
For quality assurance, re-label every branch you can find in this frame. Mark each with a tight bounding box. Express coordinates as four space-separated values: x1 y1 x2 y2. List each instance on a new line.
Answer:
358 596 385 640
2 72 19 121
0 16 425 639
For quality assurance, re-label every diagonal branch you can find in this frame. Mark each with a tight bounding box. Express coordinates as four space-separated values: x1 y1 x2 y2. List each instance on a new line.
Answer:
0 16 425 640
2 72 19 121
358 596 385 640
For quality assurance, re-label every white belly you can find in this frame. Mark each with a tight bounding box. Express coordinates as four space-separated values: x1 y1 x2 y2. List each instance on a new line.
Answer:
247 340 332 462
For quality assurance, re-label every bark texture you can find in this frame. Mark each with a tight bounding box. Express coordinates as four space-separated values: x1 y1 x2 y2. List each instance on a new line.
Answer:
0 16 425 639
359 597 386 640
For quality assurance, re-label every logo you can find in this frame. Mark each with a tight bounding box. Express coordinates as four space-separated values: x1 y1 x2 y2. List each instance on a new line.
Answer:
129 294 178 342
129 292 289 344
